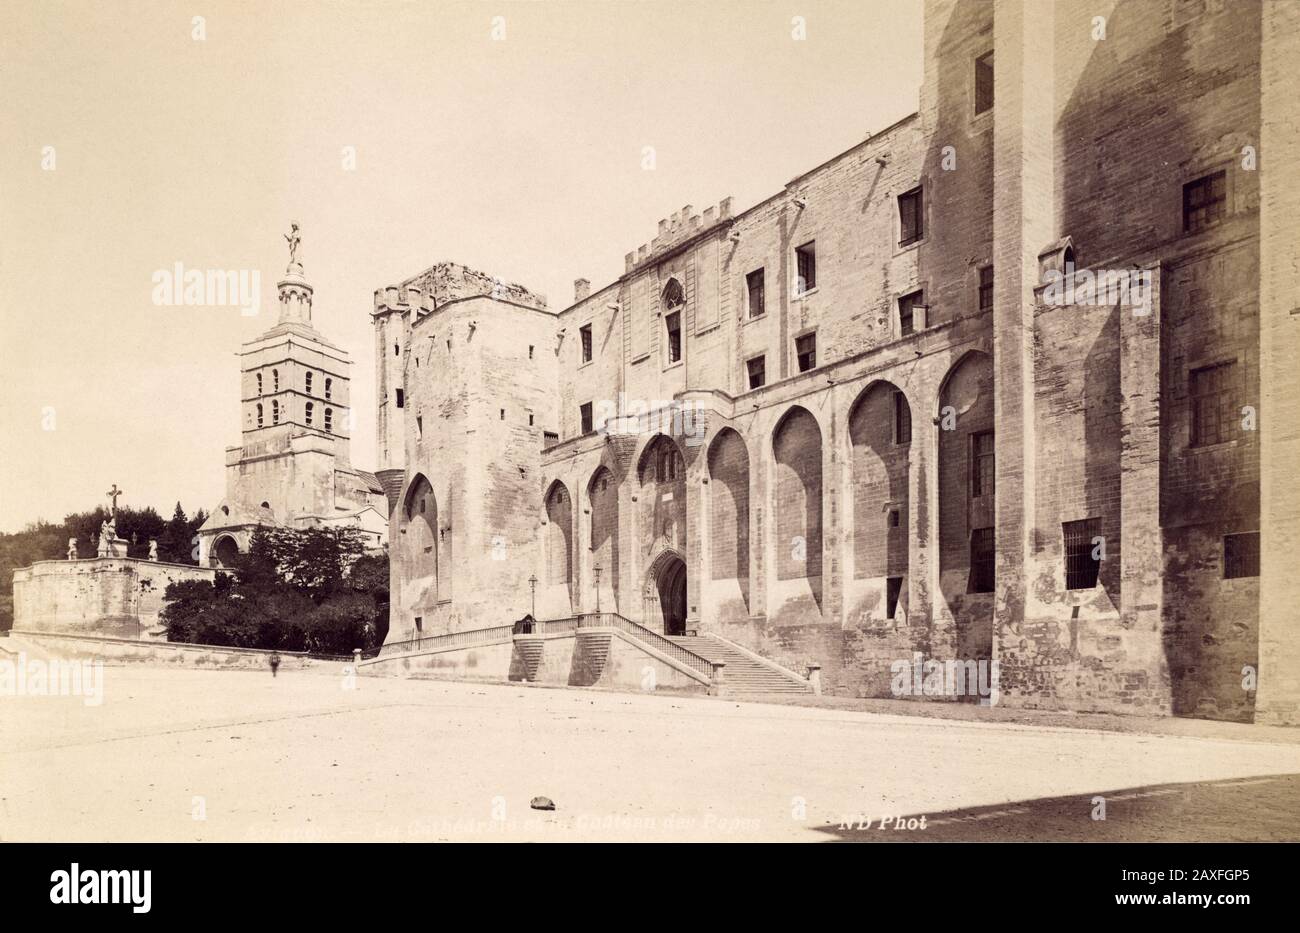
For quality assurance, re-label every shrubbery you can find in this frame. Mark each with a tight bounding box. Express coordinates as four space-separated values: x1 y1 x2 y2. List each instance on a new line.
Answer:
160 526 388 655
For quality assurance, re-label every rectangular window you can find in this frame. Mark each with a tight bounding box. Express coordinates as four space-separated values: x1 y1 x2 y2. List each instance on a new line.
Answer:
665 311 682 364
796 333 817 373
978 265 994 313
795 242 816 293
747 268 766 318
975 51 994 115
1183 170 1226 234
886 576 903 620
893 391 911 444
898 289 923 337
580 324 592 363
1224 532 1260 579
395 388 404 409
747 355 766 389
416 415 423 436
970 430 995 498
969 527 995 593
579 402 593 435
1063 517 1102 590
899 186 924 246
414 616 423 634
1189 361 1236 448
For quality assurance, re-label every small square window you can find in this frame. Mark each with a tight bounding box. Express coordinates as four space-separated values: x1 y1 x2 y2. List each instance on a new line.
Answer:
795 242 816 294
978 265 994 313
580 402 593 435
898 289 923 337
665 311 682 364
796 333 817 373
747 268 766 317
580 324 593 363
1063 517 1102 590
899 187 924 246
975 51 994 115
1183 170 1226 234
1224 532 1260 579
747 355 766 389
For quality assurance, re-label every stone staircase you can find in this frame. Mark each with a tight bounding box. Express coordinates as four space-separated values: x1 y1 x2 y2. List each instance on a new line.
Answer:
665 635 813 696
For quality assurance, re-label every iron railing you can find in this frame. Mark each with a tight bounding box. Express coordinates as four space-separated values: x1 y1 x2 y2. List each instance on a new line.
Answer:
576 612 716 680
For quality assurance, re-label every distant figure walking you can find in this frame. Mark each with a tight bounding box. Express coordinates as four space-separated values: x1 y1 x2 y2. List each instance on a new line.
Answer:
269 652 281 678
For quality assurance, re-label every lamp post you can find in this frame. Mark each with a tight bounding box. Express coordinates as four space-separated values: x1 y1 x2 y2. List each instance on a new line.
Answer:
593 564 602 615
528 573 538 619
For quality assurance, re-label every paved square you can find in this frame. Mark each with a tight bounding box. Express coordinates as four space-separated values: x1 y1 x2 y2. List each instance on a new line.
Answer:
3 666 1299 842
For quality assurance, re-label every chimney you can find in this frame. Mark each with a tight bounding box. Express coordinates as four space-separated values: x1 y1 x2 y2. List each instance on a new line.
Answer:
574 278 591 302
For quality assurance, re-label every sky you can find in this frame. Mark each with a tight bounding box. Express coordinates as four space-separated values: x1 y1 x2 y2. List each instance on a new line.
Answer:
0 0 923 533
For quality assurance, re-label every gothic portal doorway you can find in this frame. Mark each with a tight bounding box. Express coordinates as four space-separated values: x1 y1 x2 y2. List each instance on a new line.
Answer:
654 554 688 636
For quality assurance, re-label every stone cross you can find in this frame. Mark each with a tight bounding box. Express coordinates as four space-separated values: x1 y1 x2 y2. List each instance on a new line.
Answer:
105 483 123 516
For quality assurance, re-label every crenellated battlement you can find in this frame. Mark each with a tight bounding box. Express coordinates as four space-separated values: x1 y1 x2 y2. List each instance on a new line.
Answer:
624 197 733 274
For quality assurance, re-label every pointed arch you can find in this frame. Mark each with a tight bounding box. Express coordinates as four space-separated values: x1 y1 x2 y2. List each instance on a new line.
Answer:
848 381 911 580
638 434 686 554
772 406 822 581
707 427 750 586
588 466 619 611
661 277 685 310
938 350 995 594
544 479 573 586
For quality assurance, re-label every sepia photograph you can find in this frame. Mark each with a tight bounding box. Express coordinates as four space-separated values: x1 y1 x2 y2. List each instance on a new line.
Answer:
1 0 1297 906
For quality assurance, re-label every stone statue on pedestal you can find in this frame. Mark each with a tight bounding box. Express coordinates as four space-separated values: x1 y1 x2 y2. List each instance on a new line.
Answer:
149 539 159 562
67 537 77 560
284 222 302 270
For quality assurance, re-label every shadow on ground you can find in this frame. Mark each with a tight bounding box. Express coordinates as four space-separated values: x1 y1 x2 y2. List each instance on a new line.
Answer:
814 773 1300 842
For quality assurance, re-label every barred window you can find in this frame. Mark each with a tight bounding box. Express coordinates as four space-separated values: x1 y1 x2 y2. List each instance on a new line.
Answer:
796 333 817 372
305 402 313 426
747 268 766 318
1063 517 1102 590
795 242 816 293
970 431 995 498
580 324 593 363
256 403 263 428
899 187 924 246
1189 361 1236 448
969 527 995 593
1224 532 1260 579
1183 170 1226 234
898 289 923 337
893 391 911 445
979 265 994 313
324 408 333 433
305 371 313 395
665 311 682 364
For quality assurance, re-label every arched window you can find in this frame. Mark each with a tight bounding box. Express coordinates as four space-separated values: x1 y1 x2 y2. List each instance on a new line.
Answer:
661 277 685 310
325 378 332 400
272 369 279 392
256 373 263 395
256 403 263 427
324 408 333 433
305 371 313 395
305 402 314 426
272 400 280 424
